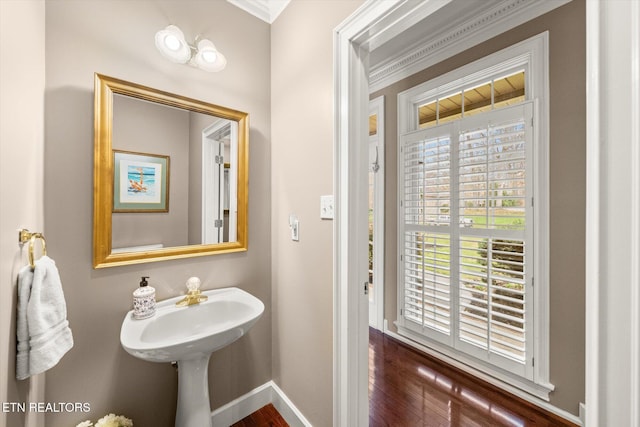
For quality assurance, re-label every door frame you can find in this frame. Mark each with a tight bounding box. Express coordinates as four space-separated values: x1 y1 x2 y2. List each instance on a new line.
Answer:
202 120 238 244
585 1 640 425
368 95 385 331
333 2 454 425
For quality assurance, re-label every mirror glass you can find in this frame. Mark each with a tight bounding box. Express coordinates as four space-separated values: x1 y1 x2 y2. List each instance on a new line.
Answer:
93 74 248 268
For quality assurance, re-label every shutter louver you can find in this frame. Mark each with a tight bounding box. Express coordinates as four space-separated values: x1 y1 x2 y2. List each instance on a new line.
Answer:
457 112 528 365
459 119 527 230
403 132 452 337
404 135 451 227
459 237 526 363
404 231 451 334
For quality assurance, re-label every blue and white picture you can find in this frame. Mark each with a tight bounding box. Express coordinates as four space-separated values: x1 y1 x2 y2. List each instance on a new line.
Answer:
121 161 160 202
113 150 169 212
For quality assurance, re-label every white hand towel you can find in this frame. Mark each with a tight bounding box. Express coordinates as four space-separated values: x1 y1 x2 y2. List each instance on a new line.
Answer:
16 255 73 379
16 265 33 380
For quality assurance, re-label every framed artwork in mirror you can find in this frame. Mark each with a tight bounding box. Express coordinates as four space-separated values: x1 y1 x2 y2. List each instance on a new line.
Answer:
113 149 169 213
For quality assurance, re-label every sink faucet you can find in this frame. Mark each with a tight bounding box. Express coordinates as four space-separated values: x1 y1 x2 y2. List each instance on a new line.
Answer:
176 277 208 307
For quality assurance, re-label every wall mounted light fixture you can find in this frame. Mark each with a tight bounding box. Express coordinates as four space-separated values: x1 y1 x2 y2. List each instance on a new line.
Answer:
155 25 227 72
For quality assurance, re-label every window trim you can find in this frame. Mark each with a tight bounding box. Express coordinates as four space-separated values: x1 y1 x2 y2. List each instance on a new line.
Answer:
396 32 552 398
400 103 534 378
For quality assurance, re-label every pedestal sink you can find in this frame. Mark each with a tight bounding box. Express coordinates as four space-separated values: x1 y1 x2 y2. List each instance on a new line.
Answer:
120 287 264 427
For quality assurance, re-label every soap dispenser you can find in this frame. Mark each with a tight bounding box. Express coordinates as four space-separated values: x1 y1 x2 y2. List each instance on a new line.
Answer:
132 276 156 319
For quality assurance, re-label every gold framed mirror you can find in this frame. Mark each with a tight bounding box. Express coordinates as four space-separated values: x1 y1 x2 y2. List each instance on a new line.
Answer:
93 73 248 268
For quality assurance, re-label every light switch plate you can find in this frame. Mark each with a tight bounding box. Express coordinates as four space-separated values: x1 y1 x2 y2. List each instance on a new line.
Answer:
289 214 299 241
320 195 334 220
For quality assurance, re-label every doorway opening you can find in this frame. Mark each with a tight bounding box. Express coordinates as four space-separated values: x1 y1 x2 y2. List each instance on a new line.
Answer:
202 120 238 244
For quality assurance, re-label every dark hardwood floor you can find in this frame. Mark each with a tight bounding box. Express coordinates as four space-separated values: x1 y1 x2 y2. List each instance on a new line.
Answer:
369 328 577 427
231 403 289 427
232 329 578 426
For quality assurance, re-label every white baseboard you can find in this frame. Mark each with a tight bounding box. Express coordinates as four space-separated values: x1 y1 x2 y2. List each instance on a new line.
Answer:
211 380 312 427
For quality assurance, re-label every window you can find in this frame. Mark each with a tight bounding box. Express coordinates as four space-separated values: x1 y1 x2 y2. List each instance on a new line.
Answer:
418 70 526 128
397 34 550 397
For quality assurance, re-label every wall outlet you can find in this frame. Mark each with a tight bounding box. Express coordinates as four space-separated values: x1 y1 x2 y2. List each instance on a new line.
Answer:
320 195 334 219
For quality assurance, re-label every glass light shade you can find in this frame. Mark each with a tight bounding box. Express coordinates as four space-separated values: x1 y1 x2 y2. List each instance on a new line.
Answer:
155 25 191 64
194 39 227 72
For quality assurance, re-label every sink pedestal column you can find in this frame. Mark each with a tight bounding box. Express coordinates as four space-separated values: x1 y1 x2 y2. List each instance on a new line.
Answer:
176 354 213 427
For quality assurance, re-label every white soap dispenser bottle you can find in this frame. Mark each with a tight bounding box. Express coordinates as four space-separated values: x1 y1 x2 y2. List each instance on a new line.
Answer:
133 276 156 319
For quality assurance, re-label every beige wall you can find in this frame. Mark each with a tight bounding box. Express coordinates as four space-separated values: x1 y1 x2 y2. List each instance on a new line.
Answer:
270 0 363 425
41 1 271 426
370 0 585 416
1 1 46 427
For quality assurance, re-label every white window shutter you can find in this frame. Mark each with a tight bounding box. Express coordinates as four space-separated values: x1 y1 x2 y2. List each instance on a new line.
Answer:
400 103 533 378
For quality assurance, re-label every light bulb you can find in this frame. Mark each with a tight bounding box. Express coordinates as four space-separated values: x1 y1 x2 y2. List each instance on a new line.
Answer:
163 34 181 51
201 50 218 63
194 38 226 72
155 25 190 64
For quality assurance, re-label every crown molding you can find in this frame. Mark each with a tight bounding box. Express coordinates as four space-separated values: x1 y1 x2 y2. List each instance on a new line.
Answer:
369 0 571 93
226 0 291 24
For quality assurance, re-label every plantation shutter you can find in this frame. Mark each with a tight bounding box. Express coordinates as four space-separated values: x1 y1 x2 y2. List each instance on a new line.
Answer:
402 127 453 346
400 102 534 378
456 103 533 378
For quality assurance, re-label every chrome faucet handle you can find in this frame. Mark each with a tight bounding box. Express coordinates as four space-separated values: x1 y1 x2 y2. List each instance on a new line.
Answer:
186 277 201 292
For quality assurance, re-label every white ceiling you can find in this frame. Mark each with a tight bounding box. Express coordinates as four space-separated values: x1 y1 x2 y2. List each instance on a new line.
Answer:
226 0 291 24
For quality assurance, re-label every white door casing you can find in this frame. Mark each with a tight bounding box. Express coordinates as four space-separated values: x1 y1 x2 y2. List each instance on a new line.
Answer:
368 96 385 331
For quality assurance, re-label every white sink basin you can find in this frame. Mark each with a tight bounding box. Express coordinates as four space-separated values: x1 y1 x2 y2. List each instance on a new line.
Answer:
120 287 264 427
121 287 264 362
